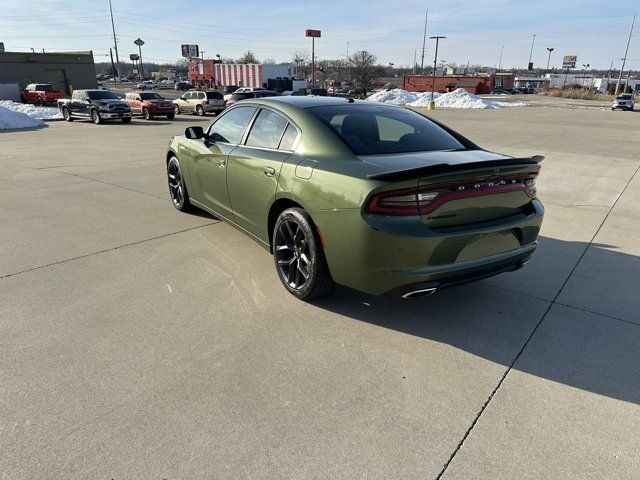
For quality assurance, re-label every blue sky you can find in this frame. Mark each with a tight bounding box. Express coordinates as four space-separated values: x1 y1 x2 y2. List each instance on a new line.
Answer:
1 0 637 70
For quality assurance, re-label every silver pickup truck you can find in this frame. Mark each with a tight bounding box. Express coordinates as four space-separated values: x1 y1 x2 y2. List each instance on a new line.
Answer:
58 89 132 124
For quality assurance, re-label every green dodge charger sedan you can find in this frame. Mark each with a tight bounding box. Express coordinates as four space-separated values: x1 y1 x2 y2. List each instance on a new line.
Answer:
166 96 543 299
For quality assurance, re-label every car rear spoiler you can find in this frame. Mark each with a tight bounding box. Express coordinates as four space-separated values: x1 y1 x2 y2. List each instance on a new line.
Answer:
367 155 544 182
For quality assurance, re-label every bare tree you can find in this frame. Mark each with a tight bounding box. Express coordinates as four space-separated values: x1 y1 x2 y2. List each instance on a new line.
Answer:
349 50 383 94
238 50 259 64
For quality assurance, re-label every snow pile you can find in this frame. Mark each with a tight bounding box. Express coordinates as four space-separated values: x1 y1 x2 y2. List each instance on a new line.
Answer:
367 88 529 109
433 88 502 109
408 92 441 107
0 100 63 120
0 106 45 130
367 89 421 104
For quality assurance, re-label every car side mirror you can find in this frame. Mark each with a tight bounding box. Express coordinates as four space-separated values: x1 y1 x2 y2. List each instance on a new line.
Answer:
185 126 205 140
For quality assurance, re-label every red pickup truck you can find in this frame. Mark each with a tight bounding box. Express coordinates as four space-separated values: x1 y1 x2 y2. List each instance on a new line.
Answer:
20 83 65 105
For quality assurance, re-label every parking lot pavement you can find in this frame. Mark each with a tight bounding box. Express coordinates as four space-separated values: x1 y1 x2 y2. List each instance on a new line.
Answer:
1 107 639 478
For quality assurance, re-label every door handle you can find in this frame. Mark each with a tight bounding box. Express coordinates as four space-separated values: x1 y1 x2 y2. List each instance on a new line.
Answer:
264 166 276 177
218 160 226 168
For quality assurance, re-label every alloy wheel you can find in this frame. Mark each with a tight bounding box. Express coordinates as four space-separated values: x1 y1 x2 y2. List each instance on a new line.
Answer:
167 159 184 206
274 219 311 290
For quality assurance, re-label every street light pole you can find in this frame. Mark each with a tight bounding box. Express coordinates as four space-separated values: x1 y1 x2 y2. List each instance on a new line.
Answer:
546 47 554 73
346 42 350 82
134 38 145 80
428 36 445 110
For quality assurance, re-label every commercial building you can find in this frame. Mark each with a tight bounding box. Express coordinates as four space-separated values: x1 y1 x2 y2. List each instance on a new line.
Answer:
188 60 295 89
0 50 97 95
403 73 514 94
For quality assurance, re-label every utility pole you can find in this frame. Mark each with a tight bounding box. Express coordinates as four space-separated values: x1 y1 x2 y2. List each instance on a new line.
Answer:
109 48 116 77
545 47 554 72
108 0 120 82
428 36 445 110
346 42 350 82
413 49 417 74
528 34 536 70
615 14 635 94
420 9 428 73
498 45 504 72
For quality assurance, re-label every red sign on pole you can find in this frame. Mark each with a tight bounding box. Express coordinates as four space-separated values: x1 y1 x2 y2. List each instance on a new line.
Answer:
305 29 321 38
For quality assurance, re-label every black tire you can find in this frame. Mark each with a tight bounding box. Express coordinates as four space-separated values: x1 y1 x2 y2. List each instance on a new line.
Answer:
166 113 175 120
142 107 152 120
62 107 73 122
196 105 205 116
122 117 132 124
175 105 181 114
273 208 334 300
37 97 44 106
167 156 192 212
91 109 102 124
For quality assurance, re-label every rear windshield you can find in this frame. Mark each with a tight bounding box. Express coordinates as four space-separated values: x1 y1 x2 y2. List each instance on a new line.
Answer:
308 105 465 155
87 91 119 100
140 92 163 100
206 91 223 99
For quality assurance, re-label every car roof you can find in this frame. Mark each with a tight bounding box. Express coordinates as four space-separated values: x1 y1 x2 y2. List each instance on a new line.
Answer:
250 95 379 109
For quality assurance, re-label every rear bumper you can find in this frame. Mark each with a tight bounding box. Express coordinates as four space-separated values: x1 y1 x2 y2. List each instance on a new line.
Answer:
383 246 534 297
311 199 544 296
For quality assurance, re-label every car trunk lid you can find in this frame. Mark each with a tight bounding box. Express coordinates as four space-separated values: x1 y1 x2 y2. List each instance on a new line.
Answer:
363 150 542 228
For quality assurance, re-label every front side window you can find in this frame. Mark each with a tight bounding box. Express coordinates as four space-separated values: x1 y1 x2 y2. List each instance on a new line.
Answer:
36 84 54 91
208 106 257 145
245 109 288 149
308 105 465 155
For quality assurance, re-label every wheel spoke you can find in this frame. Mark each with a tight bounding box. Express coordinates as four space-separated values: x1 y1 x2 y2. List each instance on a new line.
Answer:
287 259 297 285
297 262 309 280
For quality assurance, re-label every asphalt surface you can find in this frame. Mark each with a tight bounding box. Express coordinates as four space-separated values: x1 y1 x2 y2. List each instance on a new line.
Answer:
1 105 639 479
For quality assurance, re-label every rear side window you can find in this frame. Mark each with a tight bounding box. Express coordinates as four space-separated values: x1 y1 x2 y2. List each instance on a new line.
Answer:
208 106 256 144
197 92 205 99
245 109 288 149
308 105 465 155
279 124 299 151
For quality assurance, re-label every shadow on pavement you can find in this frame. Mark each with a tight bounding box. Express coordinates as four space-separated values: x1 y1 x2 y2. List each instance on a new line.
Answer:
311 236 640 405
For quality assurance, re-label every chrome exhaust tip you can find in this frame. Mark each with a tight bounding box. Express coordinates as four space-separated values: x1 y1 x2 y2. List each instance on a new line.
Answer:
401 287 438 299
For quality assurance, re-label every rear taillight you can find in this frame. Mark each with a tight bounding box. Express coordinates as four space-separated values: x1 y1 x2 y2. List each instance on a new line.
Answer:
365 174 537 216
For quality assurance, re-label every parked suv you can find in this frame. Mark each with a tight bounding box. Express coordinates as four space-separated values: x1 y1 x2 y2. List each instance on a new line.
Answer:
125 92 175 120
136 80 157 90
172 90 225 116
612 93 635 111
20 83 65 105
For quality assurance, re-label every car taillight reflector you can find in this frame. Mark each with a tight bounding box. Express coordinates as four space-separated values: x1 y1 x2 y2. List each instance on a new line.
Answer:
365 174 537 216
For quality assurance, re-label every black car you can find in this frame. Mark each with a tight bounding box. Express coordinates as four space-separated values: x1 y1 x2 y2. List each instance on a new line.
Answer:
223 85 239 95
174 81 191 91
491 88 511 95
